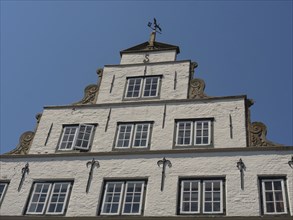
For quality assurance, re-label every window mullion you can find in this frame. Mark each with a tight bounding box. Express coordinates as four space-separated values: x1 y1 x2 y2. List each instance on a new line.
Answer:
139 78 143 98
72 125 81 149
119 182 125 215
44 183 53 215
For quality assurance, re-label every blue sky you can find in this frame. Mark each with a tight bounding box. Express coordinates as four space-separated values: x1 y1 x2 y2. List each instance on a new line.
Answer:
0 0 292 154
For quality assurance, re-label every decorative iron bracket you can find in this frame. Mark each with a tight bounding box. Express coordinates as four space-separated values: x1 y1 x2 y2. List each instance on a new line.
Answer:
86 158 100 193
236 158 246 190
288 156 293 169
157 157 172 191
18 162 29 191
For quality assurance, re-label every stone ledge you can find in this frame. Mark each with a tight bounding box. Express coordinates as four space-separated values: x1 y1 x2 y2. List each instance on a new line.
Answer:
1 146 292 159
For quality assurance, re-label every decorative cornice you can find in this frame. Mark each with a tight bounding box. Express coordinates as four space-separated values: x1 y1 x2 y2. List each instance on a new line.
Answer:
249 122 282 147
5 131 35 155
189 78 210 99
73 84 99 105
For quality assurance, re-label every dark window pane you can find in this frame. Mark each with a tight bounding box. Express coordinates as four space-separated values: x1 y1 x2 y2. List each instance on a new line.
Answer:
213 202 221 212
124 204 131 213
111 204 118 213
265 192 273 201
132 204 140 213
205 192 212 201
183 202 189 211
274 181 282 190
276 202 284 212
205 202 212 212
264 182 272 190
191 202 198 211
56 204 63 213
266 202 274 212
275 192 283 201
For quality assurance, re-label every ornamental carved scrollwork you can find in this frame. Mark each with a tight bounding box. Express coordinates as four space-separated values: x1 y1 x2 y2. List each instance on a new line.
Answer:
249 122 281 147
189 78 209 99
6 131 35 155
73 84 99 105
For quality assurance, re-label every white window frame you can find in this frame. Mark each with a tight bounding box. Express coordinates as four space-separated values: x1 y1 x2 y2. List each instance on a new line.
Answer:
179 179 224 215
194 121 211 146
176 121 193 146
101 182 124 215
142 77 160 98
115 124 134 149
26 182 71 215
115 123 151 149
125 76 160 99
180 180 201 214
175 120 212 147
122 181 145 215
46 182 71 215
101 181 145 216
58 124 94 151
261 179 287 215
203 180 223 214
0 182 8 206
26 183 52 215
132 123 151 148
125 78 143 98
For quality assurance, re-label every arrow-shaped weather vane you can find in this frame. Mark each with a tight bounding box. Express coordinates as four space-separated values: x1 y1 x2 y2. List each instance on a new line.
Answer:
86 158 100 193
157 157 172 191
18 162 29 191
148 18 162 34
236 158 246 190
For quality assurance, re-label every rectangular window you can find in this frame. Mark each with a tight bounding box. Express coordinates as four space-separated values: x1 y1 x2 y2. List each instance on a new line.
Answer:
115 123 151 149
260 178 288 215
179 179 224 215
0 182 8 206
26 182 72 215
58 124 94 151
101 181 145 216
175 120 212 147
125 76 160 99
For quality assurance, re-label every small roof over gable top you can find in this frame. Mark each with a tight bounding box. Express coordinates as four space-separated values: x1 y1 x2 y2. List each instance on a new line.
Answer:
120 41 180 56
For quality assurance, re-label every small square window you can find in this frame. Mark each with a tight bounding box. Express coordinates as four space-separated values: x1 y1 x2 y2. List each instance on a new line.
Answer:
100 180 146 216
26 181 72 215
125 76 161 99
58 124 95 151
260 178 288 215
115 123 152 149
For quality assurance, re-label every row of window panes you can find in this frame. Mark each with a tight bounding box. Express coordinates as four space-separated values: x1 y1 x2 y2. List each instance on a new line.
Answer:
58 120 211 151
0 178 288 215
125 76 160 98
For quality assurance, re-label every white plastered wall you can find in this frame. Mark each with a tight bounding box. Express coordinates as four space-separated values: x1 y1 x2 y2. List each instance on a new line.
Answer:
28 98 247 155
0 151 292 217
96 61 190 104
120 50 177 65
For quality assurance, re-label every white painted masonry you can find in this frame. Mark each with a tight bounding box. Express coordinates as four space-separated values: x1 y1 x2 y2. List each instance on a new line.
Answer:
0 150 292 217
97 61 190 104
29 98 247 154
1 36 292 219
120 50 177 64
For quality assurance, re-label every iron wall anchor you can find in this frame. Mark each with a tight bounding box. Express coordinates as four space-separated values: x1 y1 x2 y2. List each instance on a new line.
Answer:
157 157 172 191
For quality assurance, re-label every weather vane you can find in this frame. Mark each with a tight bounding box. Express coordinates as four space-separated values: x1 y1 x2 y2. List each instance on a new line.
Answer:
148 18 162 34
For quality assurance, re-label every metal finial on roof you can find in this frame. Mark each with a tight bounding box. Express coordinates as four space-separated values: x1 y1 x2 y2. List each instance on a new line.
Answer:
147 18 162 48
148 18 162 34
